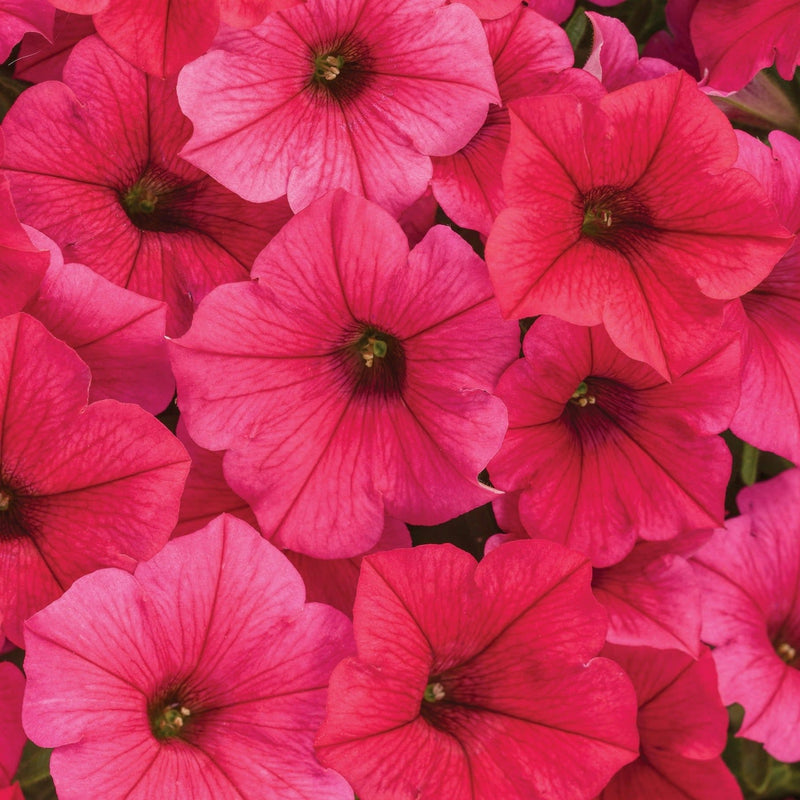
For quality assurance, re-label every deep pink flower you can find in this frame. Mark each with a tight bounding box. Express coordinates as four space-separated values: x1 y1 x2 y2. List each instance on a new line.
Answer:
431 6 600 236
598 645 742 800
1 35 291 336
0 662 25 792
16 227 174 414
23 514 355 800
46 0 294 77
690 0 800 91
171 190 517 558
0 313 190 645
692 469 800 762
487 316 738 566
583 12 677 90
316 540 639 799
178 0 498 216
593 533 710 658
728 130 800 464
13 10 95 83
486 71 792 379
0 0 53 62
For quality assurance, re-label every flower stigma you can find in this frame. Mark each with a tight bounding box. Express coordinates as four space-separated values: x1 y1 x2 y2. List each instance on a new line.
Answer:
423 681 446 703
360 336 388 368
570 381 596 407
776 641 798 666
314 53 345 82
0 489 11 511
152 702 192 740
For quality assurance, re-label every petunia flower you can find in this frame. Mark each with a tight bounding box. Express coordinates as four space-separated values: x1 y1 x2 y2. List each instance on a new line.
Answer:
177 0 498 216
486 71 792 379
1 35 291 336
690 0 800 91
692 468 800 763
487 316 738 566
316 540 640 799
22 514 355 800
171 189 517 558
45 0 297 78
0 0 53 63
598 644 743 800
728 130 800 464
0 313 190 645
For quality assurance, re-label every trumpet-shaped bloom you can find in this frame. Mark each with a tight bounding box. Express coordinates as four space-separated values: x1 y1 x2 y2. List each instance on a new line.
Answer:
692 469 800 763
22 515 355 800
171 190 517 558
598 645 742 800
0 313 190 645
316 540 639 799
487 316 738 566
1 35 291 336
729 130 800 464
178 0 498 215
486 71 791 379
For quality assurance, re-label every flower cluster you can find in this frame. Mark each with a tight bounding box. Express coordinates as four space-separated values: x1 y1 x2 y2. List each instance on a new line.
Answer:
1 0 799 798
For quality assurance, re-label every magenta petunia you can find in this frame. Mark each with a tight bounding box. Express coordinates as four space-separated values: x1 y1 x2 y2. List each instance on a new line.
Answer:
46 0 294 78
729 130 800 464
22 514 355 800
0 313 190 646
692 469 800 762
171 190 517 558
598 644 742 800
487 316 738 566
583 11 677 90
178 0 498 216
0 662 25 793
0 0 53 62
316 540 639 799
690 0 800 91
431 6 599 236
13 10 95 83
17 227 174 414
486 71 792 379
1 35 291 336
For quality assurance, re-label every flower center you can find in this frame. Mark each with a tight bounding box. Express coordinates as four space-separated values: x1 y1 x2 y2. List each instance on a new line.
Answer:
150 701 192 740
119 165 195 232
335 324 406 399
309 38 373 103
569 380 596 407
776 641 798 667
0 488 11 512
580 185 652 249
423 681 446 703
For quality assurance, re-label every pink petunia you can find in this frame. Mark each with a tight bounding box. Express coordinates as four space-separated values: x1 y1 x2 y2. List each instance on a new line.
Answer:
46 0 295 77
729 130 800 464
598 645 742 800
583 11 677 91
178 0 498 216
316 540 639 799
690 0 800 91
171 190 517 558
0 0 53 63
22 514 355 800
17 227 174 414
0 313 190 645
692 469 800 763
431 6 600 237
487 316 738 566
1 35 291 336
486 71 792 379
